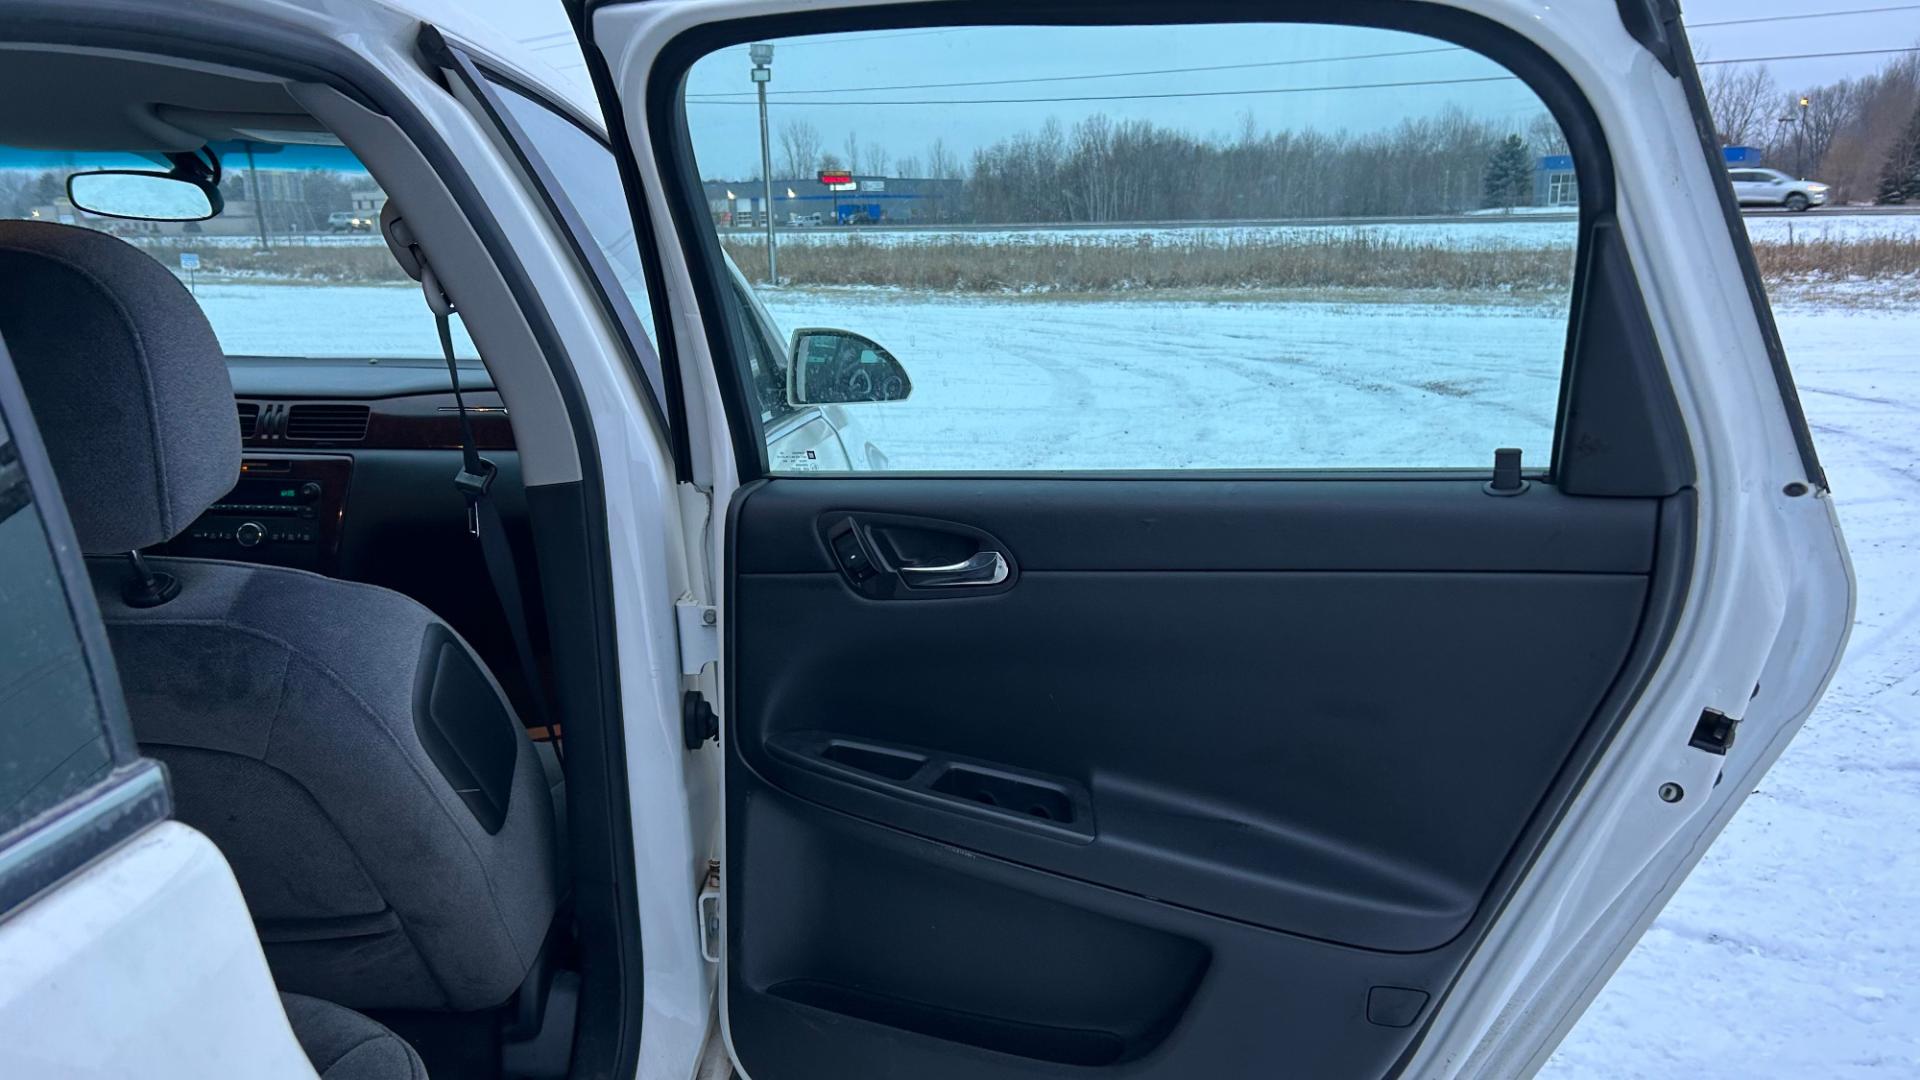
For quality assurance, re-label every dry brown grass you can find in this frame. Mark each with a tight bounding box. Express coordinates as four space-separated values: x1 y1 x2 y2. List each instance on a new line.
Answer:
130 230 1920 295
724 232 1920 296
1752 236 1920 281
132 241 408 284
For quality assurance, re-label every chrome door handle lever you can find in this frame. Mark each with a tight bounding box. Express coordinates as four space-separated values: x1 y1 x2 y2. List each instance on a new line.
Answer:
897 550 1009 588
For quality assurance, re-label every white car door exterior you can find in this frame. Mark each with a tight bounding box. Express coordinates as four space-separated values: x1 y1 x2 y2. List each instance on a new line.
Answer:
580 1 1853 1078
0 331 311 1080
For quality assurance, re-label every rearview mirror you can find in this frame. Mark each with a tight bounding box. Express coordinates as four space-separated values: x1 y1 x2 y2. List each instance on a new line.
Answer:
66 171 219 222
788 329 912 405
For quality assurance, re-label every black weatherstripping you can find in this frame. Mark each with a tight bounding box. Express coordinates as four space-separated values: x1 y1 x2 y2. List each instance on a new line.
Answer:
1615 0 1682 76
425 29 673 437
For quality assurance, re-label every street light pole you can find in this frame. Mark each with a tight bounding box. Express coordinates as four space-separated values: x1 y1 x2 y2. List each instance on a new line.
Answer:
751 43 777 284
1797 95 1811 178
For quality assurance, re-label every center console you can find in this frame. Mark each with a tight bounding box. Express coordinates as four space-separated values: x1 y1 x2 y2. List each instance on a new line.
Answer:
160 454 353 572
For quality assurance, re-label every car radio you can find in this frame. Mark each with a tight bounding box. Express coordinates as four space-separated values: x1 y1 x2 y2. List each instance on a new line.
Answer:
161 455 352 571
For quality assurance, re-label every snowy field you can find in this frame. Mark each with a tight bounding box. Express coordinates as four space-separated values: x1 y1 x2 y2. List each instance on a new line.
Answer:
760 290 1567 469
1543 302 1920 1079
180 268 1917 1076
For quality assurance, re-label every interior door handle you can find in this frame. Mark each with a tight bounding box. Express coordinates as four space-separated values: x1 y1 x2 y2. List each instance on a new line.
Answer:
898 550 1009 588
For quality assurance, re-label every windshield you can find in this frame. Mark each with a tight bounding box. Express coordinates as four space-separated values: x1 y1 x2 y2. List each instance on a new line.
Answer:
0 140 476 358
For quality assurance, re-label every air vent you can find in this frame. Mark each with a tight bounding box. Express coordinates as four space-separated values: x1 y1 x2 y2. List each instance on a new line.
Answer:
285 404 370 443
236 402 260 439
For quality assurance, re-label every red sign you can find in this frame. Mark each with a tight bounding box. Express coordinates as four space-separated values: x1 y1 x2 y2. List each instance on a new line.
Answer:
817 171 854 186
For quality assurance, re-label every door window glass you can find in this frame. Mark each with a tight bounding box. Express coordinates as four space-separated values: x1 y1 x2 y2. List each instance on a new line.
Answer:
0 424 112 837
680 22 1581 473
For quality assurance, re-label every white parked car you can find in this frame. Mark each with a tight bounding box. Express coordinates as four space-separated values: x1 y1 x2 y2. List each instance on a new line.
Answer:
0 3 1853 1080
1729 167 1831 211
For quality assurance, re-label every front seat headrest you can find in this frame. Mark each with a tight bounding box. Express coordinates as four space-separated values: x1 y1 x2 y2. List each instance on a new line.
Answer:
0 220 240 555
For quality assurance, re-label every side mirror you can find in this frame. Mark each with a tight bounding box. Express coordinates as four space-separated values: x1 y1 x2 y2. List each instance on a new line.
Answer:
66 171 220 221
788 329 912 405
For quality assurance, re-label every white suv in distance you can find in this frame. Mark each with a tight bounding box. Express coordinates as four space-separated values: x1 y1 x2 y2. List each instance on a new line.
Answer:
1729 167 1831 211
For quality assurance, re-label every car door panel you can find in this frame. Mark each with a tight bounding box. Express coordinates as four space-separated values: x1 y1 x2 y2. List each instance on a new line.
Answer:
579 2 1852 1077
725 477 1686 1074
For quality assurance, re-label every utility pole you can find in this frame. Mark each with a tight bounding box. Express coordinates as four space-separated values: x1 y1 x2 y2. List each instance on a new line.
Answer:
1797 94 1811 178
243 141 270 250
751 43 777 284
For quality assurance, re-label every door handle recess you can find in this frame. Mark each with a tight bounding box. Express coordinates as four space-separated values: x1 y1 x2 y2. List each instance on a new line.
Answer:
898 550 1009 588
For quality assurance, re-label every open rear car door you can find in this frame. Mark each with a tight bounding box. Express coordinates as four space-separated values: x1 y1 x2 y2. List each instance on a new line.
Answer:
578 2 1853 1076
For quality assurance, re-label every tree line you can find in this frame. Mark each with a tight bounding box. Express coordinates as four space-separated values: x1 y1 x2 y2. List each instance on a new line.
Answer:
767 108 1564 225
1704 51 1920 203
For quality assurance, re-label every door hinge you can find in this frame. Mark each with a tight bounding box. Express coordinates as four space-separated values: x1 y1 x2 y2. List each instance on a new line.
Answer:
698 860 721 964
1689 708 1739 755
675 599 719 676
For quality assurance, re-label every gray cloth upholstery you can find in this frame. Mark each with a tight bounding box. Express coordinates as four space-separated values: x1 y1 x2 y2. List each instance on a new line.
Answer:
282 992 429 1080
7 222 558 1013
0 220 239 553
91 555 560 1011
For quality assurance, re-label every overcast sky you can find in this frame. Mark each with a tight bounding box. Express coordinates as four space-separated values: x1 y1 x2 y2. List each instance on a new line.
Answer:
496 1 1920 178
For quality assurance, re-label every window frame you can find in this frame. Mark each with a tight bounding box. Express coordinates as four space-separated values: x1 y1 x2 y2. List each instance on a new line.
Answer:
639 0 1691 486
440 46 684 475
0 332 169 918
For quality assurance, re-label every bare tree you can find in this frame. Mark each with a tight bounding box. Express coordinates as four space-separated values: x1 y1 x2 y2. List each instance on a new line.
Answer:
925 137 960 180
843 131 863 173
1525 111 1569 157
894 154 923 178
777 119 823 179
865 142 892 176
1705 63 1779 147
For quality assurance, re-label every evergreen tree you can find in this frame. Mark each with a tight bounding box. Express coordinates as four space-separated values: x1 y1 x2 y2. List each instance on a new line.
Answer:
1482 134 1535 210
1876 103 1920 205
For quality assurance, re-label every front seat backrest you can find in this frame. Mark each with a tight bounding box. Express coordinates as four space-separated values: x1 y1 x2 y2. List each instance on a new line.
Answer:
0 220 558 1012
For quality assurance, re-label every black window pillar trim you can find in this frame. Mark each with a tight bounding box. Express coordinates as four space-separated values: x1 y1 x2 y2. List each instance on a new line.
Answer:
418 25 675 453
570 0 700 483
0 8 645 1077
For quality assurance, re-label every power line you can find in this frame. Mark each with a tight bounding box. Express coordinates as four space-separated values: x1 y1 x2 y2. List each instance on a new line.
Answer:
684 45 1920 107
689 46 1463 99
766 27 971 49
1689 4 1920 30
690 73 1518 108
1695 46 1920 66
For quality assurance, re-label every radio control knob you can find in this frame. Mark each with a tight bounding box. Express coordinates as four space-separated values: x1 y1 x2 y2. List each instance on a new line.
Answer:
299 482 322 502
236 521 266 548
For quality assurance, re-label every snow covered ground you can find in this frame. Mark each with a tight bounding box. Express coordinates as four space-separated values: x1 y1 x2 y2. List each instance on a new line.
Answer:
759 290 1568 469
1541 302 1920 1080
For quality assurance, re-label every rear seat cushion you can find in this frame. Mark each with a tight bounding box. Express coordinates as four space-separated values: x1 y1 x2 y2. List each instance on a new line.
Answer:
282 992 428 1080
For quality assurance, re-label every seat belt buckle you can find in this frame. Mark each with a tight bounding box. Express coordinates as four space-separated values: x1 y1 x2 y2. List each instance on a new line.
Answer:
454 458 497 537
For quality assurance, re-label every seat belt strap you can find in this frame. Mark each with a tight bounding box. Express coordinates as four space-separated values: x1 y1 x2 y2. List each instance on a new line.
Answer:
438 310 563 763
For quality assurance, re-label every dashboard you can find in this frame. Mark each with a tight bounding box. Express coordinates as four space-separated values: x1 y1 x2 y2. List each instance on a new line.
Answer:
157 357 514 570
156 357 534 687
